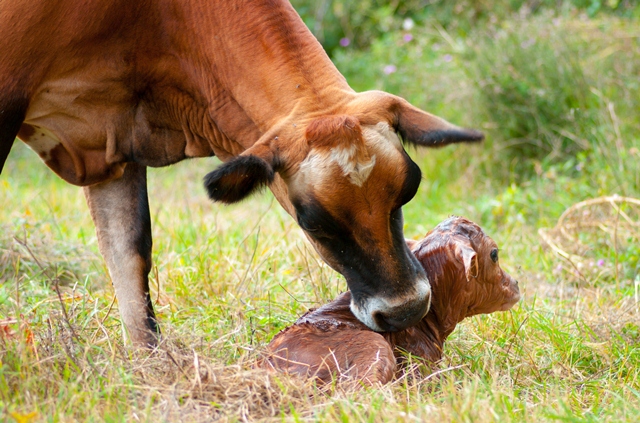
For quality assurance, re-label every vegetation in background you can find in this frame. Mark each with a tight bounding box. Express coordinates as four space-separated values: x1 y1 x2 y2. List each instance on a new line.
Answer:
1 1 639 421
292 0 640 54
329 8 639 184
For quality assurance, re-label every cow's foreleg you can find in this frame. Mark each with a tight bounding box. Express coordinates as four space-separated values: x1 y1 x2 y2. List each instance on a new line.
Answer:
83 162 159 347
0 97 28 174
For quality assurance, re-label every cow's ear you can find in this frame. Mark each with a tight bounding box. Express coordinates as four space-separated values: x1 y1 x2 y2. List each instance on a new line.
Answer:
392 97 484 147
203 154 275 204
203 137 281 204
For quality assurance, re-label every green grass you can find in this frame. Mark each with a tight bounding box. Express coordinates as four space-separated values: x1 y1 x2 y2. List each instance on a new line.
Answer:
2 142 638 421
2 5 640 422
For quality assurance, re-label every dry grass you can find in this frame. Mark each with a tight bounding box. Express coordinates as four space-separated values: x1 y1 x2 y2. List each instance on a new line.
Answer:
3 7 640 420
1 144 639 422
539 196 640 287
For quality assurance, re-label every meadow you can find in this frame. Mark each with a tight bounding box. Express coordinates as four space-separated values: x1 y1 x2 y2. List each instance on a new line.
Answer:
1 1 639 422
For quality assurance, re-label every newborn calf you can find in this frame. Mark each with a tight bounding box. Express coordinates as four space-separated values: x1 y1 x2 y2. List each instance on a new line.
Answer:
263 217 520 384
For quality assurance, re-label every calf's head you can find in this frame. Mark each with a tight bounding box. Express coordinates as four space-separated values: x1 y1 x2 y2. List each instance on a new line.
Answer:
412 217 520 325
203 92 483 332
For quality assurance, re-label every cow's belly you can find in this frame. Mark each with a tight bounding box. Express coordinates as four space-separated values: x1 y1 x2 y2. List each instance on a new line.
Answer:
18 74 217 186
18 120 127 186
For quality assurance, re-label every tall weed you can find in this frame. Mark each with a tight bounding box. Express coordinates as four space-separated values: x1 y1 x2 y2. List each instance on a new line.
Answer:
332 15 638 187
467 17 598 162
466 16 639 187
292 0 640 54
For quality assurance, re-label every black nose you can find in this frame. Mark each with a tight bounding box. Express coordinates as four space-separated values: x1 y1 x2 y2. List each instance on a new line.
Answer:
373 300 429 332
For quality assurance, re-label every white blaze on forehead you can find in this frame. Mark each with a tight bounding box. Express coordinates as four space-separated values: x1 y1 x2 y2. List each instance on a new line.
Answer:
22 127 61 161
297 144 376 188
294 122 403 188
329 144 376 187
361 122 403 159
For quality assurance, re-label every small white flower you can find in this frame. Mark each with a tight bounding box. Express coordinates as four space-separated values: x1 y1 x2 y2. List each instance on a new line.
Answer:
402 18 415 31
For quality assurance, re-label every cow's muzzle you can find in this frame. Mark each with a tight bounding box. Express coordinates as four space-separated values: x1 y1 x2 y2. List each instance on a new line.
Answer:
349 277 431 332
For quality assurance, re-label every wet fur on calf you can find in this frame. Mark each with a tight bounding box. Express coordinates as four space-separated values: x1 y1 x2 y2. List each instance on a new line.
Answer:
262 217 521 385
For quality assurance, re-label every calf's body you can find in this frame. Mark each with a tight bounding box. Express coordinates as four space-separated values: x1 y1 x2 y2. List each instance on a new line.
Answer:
1 1 483 346
264 217 521 384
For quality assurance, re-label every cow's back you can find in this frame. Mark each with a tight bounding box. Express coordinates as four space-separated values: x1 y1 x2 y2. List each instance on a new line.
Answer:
1 0 357 185
0 0 145 84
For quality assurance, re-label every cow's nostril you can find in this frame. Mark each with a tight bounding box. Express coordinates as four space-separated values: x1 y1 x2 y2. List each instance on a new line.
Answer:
378 314 404 332
373 312 398 332
372 299 429 332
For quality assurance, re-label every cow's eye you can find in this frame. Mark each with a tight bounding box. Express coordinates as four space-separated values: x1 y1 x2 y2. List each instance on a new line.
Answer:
298 217 319 233
293 199 340 240
490 248 499 263
297 215 332 239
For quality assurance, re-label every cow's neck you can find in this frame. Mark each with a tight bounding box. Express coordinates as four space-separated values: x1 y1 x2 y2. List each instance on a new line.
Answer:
212 0 353 130
179 1 355 216
166 0 354 153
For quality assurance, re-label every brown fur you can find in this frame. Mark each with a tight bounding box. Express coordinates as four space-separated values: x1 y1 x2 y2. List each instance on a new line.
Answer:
263 217 521 384
305 116 362 149
1 1 484 346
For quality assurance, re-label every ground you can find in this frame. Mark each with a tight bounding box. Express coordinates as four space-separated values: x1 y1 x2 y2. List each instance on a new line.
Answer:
1 139 638 422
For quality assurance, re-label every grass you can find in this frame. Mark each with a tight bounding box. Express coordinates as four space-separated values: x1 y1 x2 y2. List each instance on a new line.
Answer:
2 5 640 422
2 143 638 421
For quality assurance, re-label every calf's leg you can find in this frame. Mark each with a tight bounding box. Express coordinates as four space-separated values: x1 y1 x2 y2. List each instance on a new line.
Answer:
83 162 159 347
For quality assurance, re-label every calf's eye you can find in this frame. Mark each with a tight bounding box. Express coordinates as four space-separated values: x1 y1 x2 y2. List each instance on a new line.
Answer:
490 248 499 263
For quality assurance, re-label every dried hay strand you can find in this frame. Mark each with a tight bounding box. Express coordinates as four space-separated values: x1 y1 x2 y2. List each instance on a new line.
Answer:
7 321 326 422
129 344 319 422
539 195 640 283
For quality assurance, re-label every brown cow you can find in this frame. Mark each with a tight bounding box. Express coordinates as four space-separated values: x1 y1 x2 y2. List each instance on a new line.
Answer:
263 217 520 385
0 1 483 347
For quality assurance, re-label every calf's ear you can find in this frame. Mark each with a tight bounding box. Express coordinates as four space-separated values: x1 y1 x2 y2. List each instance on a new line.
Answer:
204 140 278 204
392 96 484 147
455 242 479 281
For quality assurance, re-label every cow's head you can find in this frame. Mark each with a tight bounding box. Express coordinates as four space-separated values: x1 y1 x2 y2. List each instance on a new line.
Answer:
203 91 483 332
